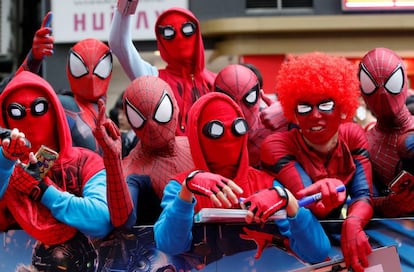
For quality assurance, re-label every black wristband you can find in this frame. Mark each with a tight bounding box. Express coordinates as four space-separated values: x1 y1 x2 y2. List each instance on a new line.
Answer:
185 170 204 193
30 182 49 201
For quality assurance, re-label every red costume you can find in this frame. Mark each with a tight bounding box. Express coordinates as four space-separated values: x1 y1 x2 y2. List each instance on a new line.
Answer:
359 47 414 216
260 52 374 272
0 71 111 246
110 4 216 135
60 38 113 155
122 75 194 224
214 64 289 168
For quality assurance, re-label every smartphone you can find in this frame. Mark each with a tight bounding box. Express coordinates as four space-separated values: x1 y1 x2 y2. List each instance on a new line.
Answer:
35 145 59 178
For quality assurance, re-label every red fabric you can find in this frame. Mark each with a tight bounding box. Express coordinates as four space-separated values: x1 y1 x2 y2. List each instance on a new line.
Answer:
94 99 133 227
155 8 216 135
67 38 112 102
341 201 373 272
184 92 274 213
122 76 194 199
214 64 287 167
0 71 104 245
261 123 372 217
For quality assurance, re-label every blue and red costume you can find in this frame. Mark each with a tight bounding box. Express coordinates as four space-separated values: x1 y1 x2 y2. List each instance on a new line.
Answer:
154 92 330 264
60 38 113 155
359 47 414 216
0 72 112 265
260 52 374 272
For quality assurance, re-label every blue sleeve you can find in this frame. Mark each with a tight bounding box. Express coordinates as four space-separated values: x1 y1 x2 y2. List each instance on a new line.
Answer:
348 159 371 204
109 10 158 80
40 170 113 238
154 180 195 255
0 149 15 197
275 208 330 264
272 179 330 264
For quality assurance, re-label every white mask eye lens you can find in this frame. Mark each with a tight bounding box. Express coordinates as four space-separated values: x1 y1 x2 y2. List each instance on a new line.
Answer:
69 51 88 78
359 66 377 95
154 93 173 123
94 53 112 79
297 104 312 114
385 67 404 94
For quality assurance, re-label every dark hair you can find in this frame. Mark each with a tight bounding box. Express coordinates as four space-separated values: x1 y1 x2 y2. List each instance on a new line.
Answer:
241 63 263 89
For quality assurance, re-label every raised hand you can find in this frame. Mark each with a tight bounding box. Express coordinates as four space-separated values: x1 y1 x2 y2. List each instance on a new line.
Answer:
296 178 346 218
32 12 54 60
1 128 31 160
93 99 121 157
184 170 243 208
241 186 288 223
118 0 139 15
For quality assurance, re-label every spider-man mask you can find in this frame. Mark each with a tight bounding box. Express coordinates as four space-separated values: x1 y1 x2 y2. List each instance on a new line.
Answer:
67 38 112 102
123 76 177 149
359 47 407 120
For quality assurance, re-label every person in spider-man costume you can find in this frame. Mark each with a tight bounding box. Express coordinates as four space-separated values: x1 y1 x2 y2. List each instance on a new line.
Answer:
214 64 290 168
59 38 113 155
154 92 330 265
260 52 374 272
0 71 112 270
358 47 414 217
109 1 215 136
124 75 195 226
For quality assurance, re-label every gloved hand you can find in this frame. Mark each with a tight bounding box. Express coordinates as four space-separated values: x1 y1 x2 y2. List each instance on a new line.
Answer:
93 99 133 227
341 200 373 272
9 154 49 201
239 227 275 259
118 0 139 15
296 178 346 218
31 12 54 60
93 99 121 158
1 128 31 160
184 171 243 208
259 101 290 131
241 186 288 223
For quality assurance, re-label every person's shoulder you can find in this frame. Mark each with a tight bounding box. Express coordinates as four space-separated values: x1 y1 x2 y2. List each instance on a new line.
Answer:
58 94 80 112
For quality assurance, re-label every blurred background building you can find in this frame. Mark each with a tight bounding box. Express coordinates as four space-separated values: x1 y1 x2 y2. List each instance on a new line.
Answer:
2 0 414 106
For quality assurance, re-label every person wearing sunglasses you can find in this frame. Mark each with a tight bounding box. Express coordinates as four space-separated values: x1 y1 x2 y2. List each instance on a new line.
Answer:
0 71 113 271
260 52 374 272
109 1 216 136
154 92 330 265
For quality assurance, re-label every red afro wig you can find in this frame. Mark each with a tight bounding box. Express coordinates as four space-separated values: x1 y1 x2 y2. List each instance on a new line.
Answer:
275 52 360 123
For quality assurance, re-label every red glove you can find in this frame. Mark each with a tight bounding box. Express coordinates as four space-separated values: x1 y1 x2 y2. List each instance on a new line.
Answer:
31 12 54 60
93 99 133 227
259 101 290 131
341 200 373 272
240 227 292 260
239 227 275 259
9 162 49 201
184 171 242 207
1 128 31 160
296 178 346 218
241 186 288 223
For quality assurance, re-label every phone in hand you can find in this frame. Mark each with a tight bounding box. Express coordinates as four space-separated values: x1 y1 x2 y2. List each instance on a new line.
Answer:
35 145 58 178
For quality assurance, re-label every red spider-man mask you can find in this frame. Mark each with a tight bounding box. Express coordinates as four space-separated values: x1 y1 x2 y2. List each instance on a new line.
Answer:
156 11 197 63
359 47 407 120
295 98 341 145
67 38 112 102
123 76 177 149
4 87 57 154
215 64 260 128
198 97 248 177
